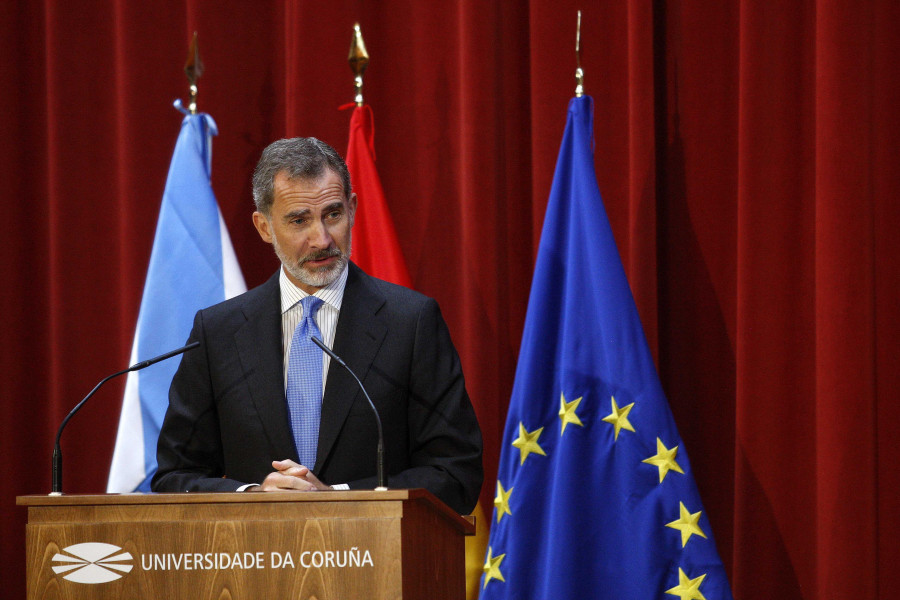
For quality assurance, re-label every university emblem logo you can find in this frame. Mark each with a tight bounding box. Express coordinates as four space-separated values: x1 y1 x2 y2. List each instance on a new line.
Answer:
51 542 134 583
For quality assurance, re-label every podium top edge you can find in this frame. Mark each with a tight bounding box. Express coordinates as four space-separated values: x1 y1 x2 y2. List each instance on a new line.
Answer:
18 488 425 506
16 489 475 533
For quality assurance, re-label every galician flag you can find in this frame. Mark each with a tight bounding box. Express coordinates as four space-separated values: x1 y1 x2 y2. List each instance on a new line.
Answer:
480 96 733 599
107 109 246 492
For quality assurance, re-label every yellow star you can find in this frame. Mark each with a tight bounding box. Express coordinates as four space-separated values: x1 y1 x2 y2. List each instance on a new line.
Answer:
666 502 708 547
601 395 635 441
642 438 685 483
512 422 547 465
482 546 506 589
558 392 584 435
494 480 513 523
665 567 707 600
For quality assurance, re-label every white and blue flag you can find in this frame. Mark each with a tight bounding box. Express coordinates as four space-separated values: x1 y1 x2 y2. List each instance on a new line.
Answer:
107 109 246 493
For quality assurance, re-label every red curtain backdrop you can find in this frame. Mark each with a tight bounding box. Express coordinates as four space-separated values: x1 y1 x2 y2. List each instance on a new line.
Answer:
1 1 897 598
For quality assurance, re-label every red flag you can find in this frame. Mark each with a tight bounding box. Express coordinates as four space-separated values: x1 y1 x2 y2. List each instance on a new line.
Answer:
345 104 412 287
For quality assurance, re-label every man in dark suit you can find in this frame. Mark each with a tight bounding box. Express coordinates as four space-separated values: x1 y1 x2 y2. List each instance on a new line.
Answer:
152 138 483 515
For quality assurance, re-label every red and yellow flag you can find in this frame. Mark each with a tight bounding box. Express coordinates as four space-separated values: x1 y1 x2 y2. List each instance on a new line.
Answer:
344 103 487 599
345 104 412 287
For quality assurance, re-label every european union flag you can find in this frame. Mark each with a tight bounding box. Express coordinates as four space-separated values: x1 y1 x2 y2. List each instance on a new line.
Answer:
481 96 733 599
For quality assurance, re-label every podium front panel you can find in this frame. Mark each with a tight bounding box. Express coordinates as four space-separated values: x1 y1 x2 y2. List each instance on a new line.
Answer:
19 491 470 600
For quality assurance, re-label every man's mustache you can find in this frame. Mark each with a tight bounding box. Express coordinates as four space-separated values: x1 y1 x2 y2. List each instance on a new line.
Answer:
299 247 343 266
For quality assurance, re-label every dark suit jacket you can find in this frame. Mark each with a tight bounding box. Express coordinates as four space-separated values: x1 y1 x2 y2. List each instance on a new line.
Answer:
152 263 483 514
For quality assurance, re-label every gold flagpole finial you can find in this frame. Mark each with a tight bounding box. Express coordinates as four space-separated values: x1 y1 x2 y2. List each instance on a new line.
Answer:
348 23 370 106
184 32 204 114
575 11 584 97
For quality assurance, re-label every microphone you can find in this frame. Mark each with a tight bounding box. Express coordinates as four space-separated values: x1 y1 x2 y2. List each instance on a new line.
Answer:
50 341 200 495
311 336 387 491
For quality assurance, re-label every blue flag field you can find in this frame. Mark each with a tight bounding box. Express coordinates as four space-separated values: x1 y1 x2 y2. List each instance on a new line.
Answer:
481 96 733 599
107 110 245 493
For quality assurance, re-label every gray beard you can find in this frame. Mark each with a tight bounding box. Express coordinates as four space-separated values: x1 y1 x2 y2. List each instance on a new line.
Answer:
272 234 351 289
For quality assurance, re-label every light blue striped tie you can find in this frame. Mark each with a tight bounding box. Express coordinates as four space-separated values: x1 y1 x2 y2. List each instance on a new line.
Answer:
285 295 324 467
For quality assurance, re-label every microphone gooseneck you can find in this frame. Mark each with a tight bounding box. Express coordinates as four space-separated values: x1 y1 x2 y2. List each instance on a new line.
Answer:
50 341 200 495
311 336 386 490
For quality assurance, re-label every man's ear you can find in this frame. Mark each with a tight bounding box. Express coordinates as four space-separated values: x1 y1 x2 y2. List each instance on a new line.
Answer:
348 193 358 227
252 211 273 243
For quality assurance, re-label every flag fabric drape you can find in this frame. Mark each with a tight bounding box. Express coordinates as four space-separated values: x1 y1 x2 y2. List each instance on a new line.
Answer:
481 96 732 598
344 104 412 288
107 111 246 493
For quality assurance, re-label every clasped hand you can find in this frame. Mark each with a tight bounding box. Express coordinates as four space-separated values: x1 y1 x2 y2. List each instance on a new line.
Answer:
249 459 331 492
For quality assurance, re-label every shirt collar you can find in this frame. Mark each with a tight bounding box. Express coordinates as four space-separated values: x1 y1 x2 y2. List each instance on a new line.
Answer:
279 263 348 314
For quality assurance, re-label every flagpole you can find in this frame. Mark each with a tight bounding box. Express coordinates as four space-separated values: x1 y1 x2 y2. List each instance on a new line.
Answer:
185 32 203 114
575 10 584 97
348 23 369 106
480 14 733 595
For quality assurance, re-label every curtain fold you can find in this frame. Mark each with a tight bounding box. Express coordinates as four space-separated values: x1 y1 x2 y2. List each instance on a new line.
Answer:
733 1 818 595
1 2 895 598
812 1 879 597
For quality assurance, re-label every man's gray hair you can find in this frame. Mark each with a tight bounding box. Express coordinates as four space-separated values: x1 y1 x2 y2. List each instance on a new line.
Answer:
252 137 352 215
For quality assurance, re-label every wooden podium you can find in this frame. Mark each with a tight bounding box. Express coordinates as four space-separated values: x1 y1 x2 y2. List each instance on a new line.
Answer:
17 489 474 600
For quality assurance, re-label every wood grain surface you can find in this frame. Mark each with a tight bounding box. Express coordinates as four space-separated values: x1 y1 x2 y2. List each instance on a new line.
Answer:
19 490 471 600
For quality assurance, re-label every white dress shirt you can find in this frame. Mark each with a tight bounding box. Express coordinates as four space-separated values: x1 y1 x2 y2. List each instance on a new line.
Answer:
238 264 350 491
279 264 348 389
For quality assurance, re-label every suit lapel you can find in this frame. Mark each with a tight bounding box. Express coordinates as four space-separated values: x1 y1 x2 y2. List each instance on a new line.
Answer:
314 263 387 471
234 272 299 462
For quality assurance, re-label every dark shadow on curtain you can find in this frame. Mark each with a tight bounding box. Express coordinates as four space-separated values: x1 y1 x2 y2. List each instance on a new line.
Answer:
732 442 804 598
653 0 737 578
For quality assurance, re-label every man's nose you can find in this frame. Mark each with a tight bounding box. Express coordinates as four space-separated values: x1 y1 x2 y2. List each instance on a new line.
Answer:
307 221 333 248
